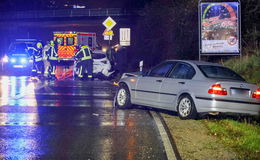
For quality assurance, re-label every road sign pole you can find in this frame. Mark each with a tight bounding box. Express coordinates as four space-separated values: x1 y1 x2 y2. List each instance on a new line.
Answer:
103 17 116 47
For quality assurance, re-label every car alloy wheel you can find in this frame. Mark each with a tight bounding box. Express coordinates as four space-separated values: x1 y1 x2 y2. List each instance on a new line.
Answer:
179 97 192 117
117 88 127 106
177 95 197 120
115 84 132 109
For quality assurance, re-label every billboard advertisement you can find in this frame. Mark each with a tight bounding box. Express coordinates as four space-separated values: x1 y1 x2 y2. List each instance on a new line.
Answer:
200 2 240 54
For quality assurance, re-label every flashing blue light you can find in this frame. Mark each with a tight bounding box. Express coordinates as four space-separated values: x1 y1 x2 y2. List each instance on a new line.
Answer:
11 58 16 63
20 58 27 64
2 56 8 63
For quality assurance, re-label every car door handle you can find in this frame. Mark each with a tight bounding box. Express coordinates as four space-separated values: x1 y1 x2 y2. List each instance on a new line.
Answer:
156 80 162 83
178 82 185 84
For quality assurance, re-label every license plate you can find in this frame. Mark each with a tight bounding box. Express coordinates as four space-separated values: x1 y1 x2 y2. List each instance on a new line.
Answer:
13 65 24 68
230 88 250 97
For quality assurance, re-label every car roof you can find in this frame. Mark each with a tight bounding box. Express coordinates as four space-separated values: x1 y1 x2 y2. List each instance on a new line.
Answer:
165 60 222 66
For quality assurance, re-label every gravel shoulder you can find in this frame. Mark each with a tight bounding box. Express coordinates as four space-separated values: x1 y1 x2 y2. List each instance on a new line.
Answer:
161 114 239 160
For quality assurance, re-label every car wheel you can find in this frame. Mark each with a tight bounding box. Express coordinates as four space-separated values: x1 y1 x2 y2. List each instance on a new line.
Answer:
115 84 132 109
177 95 197 120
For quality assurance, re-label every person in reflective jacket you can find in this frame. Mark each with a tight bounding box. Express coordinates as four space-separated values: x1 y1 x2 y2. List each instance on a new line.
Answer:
42 41 51 78
75 45 93 80
46 40 58 79
33 42 44 77
28 42 44 77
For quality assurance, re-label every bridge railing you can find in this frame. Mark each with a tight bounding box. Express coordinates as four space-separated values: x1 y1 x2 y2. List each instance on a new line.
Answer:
0 8 139 20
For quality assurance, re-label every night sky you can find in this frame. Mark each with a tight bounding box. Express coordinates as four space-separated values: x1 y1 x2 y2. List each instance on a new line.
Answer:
0 0 153 11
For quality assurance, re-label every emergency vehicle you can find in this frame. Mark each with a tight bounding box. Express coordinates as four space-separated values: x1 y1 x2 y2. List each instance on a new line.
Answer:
1 39 38 74
53 31 98 61
53 31 116 80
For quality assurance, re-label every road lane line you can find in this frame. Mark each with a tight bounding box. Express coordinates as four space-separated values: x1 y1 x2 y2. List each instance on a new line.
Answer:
150 111 179 160
12 80 51 99
0 104 113 108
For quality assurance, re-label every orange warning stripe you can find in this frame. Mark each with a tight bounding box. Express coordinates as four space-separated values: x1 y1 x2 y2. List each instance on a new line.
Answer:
53 33 78 58
54 34 76 37
58 45 76 58
58 46 75 50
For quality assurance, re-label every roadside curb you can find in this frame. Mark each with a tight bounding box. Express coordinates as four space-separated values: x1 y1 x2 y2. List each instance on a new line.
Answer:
150 111 182 160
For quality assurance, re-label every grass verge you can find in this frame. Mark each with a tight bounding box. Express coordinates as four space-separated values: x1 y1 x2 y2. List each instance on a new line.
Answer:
203 119 260 159
221 48 260 85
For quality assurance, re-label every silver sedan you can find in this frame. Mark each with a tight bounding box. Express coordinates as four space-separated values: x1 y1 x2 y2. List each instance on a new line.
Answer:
114 60 260 119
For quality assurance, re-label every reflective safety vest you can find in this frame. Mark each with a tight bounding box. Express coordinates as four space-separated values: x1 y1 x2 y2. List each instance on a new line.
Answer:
43 44 51 60
75 46 92 61
34 48 43 62
47 46 58 60
29 47 43 62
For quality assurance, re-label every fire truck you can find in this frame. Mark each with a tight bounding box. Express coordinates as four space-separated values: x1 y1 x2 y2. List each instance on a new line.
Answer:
53 31 98 61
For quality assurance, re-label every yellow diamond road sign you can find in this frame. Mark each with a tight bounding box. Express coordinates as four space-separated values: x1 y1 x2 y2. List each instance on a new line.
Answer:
103 17 116 30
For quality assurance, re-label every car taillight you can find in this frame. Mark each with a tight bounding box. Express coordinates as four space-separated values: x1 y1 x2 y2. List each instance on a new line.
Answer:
252 88 260 99
208 84 227 95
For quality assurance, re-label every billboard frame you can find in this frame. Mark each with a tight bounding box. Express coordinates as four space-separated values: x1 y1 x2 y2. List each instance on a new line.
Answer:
199 0 241 60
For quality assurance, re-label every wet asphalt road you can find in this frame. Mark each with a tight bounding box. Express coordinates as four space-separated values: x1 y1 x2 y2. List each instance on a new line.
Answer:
0 76 168 160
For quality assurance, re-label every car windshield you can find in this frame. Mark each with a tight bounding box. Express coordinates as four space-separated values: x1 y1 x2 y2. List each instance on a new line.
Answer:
8 42 29 56
13 43 27 52
198 65 245 81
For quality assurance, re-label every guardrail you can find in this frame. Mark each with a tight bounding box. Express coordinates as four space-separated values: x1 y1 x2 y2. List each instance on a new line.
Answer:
0 8 139 20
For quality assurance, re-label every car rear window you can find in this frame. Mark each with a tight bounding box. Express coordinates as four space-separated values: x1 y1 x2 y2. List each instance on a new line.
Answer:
198 65 245 81
67 37 74 45
92 53 105 59
56 37 64 45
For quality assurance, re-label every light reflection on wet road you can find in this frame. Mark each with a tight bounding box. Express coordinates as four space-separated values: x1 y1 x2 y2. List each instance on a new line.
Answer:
0 76 167 159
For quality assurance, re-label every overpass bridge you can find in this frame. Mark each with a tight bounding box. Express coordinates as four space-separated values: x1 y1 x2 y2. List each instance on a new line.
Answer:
0 8 140 53
0 8 140 32
0 8 139 21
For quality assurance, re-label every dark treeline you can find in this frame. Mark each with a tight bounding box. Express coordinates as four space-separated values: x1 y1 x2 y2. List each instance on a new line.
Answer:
0 0 258 70
131 0 198 69
128 0 259 69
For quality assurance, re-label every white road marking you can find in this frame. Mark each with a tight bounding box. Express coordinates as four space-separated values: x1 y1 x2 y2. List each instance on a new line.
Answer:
32 93 112 96
150 111 177 160
12 80 51 99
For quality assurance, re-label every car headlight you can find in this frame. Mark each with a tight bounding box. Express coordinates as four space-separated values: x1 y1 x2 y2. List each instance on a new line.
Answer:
2 56 8 63
10 58 16 63
20 58 27 64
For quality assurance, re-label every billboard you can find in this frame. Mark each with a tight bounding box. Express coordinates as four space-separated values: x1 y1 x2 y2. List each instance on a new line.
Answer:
200 2 240 54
